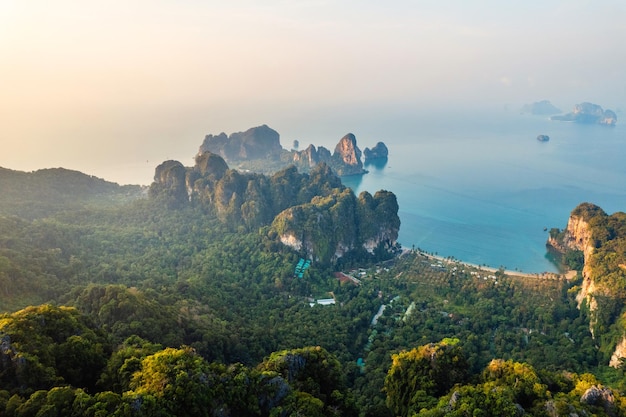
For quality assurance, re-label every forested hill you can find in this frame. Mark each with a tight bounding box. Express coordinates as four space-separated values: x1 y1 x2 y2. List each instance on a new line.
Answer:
4 158 626 415
0 167 144 219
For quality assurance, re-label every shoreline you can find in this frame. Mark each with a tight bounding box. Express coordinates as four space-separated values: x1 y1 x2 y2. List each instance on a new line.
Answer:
404 250 576 280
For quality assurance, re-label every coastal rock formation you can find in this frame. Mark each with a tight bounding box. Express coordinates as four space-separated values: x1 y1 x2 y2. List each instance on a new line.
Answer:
199 125 283 162
150 150 399 265
521 100 561 115
332 133 364 175
551 102 617 126
548 203 626 366
363 142 389 162
289 133 367 176
272 189 400 264
198 126 373 177
291 144 321 167
547 204 598 331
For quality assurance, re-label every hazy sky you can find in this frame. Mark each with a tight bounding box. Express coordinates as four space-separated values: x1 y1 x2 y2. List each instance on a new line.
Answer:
1 0 625 184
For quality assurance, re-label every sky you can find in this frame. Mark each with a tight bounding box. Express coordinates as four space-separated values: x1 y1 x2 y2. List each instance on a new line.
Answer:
1 0 625 184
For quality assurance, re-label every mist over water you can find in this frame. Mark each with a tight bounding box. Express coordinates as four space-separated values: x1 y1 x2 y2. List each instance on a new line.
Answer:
341 108 626 273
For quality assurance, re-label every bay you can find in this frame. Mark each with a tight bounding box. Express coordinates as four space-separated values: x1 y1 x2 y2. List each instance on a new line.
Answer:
341 108 626 273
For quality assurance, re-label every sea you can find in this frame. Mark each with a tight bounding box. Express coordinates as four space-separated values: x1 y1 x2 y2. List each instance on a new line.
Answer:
339 108 626 273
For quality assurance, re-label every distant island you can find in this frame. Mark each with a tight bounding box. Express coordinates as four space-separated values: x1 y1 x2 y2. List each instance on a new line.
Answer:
198 125 388 176
551 102 617 126
521 100 561 115
363 142 389 163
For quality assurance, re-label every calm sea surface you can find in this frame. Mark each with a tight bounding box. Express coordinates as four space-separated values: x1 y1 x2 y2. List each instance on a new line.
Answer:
341 109 626 273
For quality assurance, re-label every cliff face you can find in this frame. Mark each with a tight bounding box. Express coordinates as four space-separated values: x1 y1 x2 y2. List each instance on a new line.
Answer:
199 126 374 177
289 133 368 176
363 142 389 162
610 337 626 368
272 189 400 264
199 125 283 162
565 216 596 308
333 134 362 170
548 207 597 331
150 151 400 265
292 144 320 167
150 160 189 206
548 203 626 366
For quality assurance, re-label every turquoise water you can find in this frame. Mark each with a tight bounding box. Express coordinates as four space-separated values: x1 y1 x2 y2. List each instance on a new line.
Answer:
341 109 626 273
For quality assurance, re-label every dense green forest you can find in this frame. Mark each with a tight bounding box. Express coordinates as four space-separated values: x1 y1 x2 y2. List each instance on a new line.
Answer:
1 166 626 416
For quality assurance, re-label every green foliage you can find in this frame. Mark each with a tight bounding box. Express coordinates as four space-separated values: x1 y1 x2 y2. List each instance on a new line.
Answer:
260 346 344 401
71 285 185 347
482 359 546 408
97 336 163 393
128 346 215 417
409 355 626 417
271 187 399 266
0 305 109 394
4 166 626 416
558 203 626 352
0 167 143 220
564 249 584 271
384 339 468 416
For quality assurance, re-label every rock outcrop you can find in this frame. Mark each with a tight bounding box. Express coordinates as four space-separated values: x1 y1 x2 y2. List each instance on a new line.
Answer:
150 150 400 265
580 385 617 416
199 125 283 162
331 133 364 175
548 202 626 367
610 338 626 368
521 100 561 115
547 204 599 333
151 160 189 206
292 144 321 167
290 136 367 176
194 151 229 179
272 188 400 264
363 142 389 162
199 126 374 177
551 102 617 126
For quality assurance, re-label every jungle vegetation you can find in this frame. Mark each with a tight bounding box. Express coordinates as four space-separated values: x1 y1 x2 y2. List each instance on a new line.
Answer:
1 167 626 416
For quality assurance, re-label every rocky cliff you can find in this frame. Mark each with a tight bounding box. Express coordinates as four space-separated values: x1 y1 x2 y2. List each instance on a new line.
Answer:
199 125 283 162
150 151 400 265
272 188 400 264
548 203 626 366
547 206 597 329
150 160 189 207
198 125 380 177
330 133 365 175
363 142 389 162
551 102 617 126
289 135 368 176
